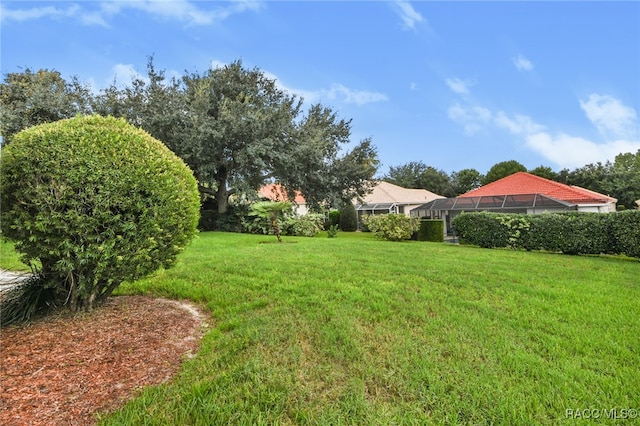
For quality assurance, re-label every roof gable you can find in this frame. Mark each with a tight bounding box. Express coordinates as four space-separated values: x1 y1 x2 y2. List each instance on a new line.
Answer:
362 181 444 204
258 184 306 204
460 172 615 205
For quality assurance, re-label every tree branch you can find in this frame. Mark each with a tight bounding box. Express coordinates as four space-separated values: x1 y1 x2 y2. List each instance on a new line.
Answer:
198 185 217 197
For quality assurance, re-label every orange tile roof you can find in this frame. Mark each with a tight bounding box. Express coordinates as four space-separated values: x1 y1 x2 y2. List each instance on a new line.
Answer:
460 172 615 205
258 183 306 204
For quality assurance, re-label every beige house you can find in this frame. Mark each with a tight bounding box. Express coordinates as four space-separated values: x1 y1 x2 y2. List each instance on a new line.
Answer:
258 181 444 220
356 181 444 223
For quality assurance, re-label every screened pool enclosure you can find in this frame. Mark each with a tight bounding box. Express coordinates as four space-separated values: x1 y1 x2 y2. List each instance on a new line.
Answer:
410 193 578 235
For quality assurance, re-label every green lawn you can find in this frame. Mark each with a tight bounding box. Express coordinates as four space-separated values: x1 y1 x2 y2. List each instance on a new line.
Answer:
2 232 639 424
0 240 32 271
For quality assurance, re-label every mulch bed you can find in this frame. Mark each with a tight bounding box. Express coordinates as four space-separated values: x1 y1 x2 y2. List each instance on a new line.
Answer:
0 296 207 425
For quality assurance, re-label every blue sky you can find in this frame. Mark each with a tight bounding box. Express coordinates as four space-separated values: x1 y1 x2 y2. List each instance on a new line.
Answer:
2 1 639 176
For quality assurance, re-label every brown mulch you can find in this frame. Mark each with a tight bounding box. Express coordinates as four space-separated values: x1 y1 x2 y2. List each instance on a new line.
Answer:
0 295 208 426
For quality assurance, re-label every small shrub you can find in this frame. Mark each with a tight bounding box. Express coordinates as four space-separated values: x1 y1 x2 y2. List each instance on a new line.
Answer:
249 201 292 242
418 220 444 242
327 224 339 238
363 214 419 241
198 209 218 231
328 210 341 228
339 200 358 232
285 213 325 237
0 115 200 313
241 215 271 235
0 274 53 326
200 203 252 232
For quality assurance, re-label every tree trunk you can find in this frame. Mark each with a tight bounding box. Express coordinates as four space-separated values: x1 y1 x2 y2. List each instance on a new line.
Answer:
216 167 229 215
67 271 79 313
216 183 229 215
271 214 282 243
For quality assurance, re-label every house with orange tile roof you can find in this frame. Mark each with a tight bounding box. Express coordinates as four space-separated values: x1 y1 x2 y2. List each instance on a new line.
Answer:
411 172 617 235
258 183 309 215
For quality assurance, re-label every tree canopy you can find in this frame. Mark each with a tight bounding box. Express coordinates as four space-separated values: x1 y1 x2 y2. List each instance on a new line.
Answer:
528 165 559 181
482 160 527 185
450 168 483 195
564 150 640 209
103 59 378 214
0 68 91 144
384 161 455 197
1 60 379 215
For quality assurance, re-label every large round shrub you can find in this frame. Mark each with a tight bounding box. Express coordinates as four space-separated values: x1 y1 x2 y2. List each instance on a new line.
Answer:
0 115 200 312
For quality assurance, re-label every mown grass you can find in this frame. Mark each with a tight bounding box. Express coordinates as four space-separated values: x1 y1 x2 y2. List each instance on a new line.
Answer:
2 232 639 424
0 240 30 271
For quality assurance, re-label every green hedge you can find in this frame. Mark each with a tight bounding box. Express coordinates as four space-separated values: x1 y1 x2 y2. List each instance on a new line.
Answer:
418 220 444 242
522 212 613 255
611 210 640 258
451 210 640 258
450 212 512 248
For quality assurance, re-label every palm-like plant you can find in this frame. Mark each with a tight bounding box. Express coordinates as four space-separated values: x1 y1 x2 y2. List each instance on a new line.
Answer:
249 201 292 242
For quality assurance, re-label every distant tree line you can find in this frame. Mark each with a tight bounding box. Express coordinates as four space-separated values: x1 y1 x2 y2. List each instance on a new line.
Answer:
384 154 640 209
2 63 637 211
0 60 379 219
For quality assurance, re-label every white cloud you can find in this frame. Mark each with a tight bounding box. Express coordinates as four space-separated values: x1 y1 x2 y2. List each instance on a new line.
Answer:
210 60 227 70
449 95 640 169
0 4 81 22
288 83 388 106
88 63 183 92
513 54 533 71
494 111 544 135
109 64 147 86
494 107 640 169
1 0 262 26
445 77 473 95
105 0 261 26
219 65 388 107
448 103 492 135
579 93 639 140
327 84 389 106
79 11 110 27
526 132 640 169
391 1 423 30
